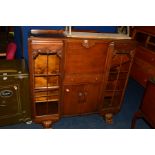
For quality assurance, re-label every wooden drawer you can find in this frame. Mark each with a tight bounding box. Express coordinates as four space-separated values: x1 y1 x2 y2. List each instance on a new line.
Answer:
135 46 155 66
63 73 103 84
30 39 63 52
130 59 155 87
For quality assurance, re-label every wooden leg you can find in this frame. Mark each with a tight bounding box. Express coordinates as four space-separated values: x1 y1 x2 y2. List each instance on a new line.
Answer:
105 113 113 124
42 120 53 129
131 111 143 129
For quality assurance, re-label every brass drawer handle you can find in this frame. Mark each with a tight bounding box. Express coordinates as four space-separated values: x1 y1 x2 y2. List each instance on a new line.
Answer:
82 40 95 48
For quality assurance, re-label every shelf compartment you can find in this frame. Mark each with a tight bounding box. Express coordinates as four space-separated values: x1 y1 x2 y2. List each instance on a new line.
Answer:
102 96 113 108
108 72 128 81
34 86 59 92
104 90 123 97
34 54 60 75
35 101 59 116
35 89 59 102
103 91 123 108
112 91 123 107
34 73 61 77
105 80 126 91
34 76 59 88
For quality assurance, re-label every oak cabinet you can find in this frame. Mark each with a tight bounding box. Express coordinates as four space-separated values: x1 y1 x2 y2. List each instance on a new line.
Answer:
28 31 136 128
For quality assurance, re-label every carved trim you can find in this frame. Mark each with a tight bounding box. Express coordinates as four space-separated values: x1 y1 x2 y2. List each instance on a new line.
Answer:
32 47 62 59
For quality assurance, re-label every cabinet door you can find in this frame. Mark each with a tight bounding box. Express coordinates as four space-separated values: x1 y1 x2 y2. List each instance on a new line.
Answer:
63 84 101 116
102 41 135 113
63 85 84 115
81 84 101 114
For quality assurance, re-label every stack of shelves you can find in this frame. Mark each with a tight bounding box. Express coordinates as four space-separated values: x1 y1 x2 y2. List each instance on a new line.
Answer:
33 49 61 117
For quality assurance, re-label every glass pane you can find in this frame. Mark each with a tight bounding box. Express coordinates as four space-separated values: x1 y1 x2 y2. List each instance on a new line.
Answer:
112 91 123 107
120 61 130 72
106 81 116 90
103 96 112 108
34 55 47 74
48 90 59 101
115 79 126 90
35 91 47 102
48 76 59 87
35 77 47 88
48 55 59 74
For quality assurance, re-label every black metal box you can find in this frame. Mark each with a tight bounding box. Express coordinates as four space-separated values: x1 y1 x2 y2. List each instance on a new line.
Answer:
0 59 31 126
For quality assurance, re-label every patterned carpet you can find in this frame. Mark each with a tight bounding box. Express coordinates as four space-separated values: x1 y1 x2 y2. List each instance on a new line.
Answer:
0 78 151 129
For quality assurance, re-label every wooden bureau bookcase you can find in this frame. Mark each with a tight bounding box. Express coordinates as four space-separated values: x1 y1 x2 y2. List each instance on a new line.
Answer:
28 32 136 128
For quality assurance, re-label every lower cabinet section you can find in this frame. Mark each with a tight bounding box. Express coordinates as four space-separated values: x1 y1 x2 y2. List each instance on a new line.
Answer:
63 84 101 116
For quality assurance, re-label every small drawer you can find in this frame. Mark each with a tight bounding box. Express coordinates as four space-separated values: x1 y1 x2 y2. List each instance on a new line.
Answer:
64 74 103 84
135 46 155 66
31 39 63 52
130 61 154 87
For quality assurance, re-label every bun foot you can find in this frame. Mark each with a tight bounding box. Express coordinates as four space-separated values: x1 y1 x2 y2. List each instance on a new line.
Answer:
105 113 113 124
42 120 53 128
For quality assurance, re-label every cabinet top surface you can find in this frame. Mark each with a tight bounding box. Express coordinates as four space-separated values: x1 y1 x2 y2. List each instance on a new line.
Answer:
64 32 131 40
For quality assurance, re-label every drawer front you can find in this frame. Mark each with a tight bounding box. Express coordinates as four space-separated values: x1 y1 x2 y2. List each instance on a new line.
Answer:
130 60 155 87
64 74 103 84
30 40 63 52
135 46 155 66
65 39 111 74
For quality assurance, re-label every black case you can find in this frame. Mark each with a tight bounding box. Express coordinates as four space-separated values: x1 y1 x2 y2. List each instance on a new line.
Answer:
0 59 31 126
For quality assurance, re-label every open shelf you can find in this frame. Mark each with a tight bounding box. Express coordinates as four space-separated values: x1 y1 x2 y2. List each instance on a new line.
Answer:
35 101 59 116
34 73 61 77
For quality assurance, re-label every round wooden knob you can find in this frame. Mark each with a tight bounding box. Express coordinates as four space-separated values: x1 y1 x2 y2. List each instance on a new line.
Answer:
65 88 70 92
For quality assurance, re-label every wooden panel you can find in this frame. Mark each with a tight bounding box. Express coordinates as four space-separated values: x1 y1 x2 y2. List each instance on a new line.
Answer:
63 84 101 116
63 85 84 115
135 46 155 67
130 62 151 87
64 39 110 74
30 39 63 51
64 74 103 84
